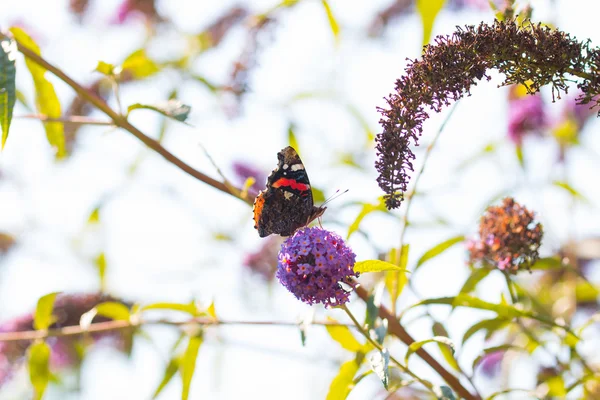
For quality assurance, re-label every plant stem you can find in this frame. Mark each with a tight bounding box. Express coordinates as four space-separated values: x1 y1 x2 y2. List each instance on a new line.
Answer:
0 317 355 342
6 34 252 206
17 114 115 126
340 304 439 397
354 285 480 400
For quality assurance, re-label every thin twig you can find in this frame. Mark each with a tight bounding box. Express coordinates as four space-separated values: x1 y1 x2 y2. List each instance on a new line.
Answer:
3 33 252 206
0 317 355 343
16 114 115 126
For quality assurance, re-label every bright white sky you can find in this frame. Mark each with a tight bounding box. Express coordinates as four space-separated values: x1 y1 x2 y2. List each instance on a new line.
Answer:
0 0 599 399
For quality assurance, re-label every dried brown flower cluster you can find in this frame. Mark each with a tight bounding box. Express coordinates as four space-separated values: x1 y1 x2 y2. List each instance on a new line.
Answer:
377 20 600 209
467 198 543 274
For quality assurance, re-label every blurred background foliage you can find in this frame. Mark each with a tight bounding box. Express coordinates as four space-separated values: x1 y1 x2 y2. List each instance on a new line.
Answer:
0 0 599 399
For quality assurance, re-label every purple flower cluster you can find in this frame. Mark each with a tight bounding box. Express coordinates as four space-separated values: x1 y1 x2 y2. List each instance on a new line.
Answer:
276 227 357 307
507 85 546 145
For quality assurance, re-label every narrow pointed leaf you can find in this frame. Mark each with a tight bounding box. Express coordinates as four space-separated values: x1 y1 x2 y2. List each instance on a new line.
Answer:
459 268 491 294
152 357 179 399
10 27 65 158
405 336 455 365
347 199 386 239
0 37 17 149
416 235 464 270
143 302 200 316
321 0 340 42
415 0 446 47
462 317 508 345
354 260 409 274
28 341 51 400
385 245 409 305
180 334 202 400
326 318 362 352
95 252 107 292
34 292 59 331
326 359 360 400
432 323 460 371
128 100 191 123
434 385 456 400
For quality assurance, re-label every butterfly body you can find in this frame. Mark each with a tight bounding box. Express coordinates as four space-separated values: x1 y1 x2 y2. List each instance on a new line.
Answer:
253 147 325 237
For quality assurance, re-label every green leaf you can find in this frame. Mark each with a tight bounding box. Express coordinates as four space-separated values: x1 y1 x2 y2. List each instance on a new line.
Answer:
95 302 130 321
405 336 455 365
354 260 409 274
94 61 114 76
143 302 200 316
326 359 360 400
365 282 384 329
180 334 203 400
28 341 51 400
416 235 464 270
121 49 159 79
347 199 386 239
128 100 191 123
88 206 101 224
34 292 59 331
432 323 460 371
530 256 563 270
321 0 340 43
95 252 107 292
10 27 65 158
369 348 389 390
552 180 587 201
287 122 299 153
577 312 600 335
385 246 409 305
434 385 456 400
415 0 446 48
326 318 362 352
459 268 491 294
0 37 17 149
515 144 524 168
462 317 508 345
152 357 179 399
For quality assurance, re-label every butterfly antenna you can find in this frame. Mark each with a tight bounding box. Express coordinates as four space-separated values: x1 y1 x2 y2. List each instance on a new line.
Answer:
321 189 349 207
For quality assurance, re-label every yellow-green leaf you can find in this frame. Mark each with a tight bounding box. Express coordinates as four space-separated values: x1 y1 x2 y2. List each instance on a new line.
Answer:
416 235 464 270
415 0 446 48
88 206 101 224
180 334 202 400
34 292 59 331
325 318 362 352
95 61 114 76
405 336 455 365
326 359 360 400
143 302 200 316
152 357 179 399
121 49 159 79
0 37 17 149
385 245 409 305
28 341 51 400
95 252 107 291
95 302 130 321
10 27 65 158
288 122 299 152
347 199 386 239
321 0 340 43
432 323 460 371
207 301 216 319
354 259 409 274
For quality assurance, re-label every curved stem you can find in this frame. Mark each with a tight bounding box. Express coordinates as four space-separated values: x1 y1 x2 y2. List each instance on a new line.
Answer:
6 33 252 206
354 285 480 400
340 304 439 396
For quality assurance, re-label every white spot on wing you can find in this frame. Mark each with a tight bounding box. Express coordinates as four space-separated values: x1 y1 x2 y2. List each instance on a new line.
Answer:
284 192 294 200
283 164 289 169
291 164 304 171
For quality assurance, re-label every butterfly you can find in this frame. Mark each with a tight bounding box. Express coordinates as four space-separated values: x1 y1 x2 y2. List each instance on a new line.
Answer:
253 146 325 237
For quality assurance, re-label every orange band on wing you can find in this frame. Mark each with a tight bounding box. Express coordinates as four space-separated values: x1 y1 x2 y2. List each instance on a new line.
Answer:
272 178 309 191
